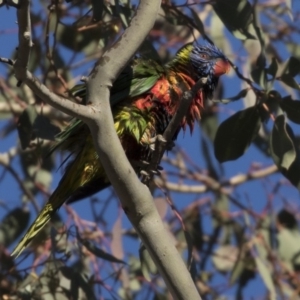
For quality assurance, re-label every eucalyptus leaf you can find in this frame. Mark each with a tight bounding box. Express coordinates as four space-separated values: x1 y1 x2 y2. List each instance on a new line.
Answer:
0 208 30 247
17 105 38 149
280 96 300 124
285 56 300 77
277 228 300 271
214 106 262 162
253 240 276 300
270 115 300 189
33 115 60 141
189 8 205 36
212 245 238 273
280 74 300 90
213 0 255 40
139 243 157 281
267 58 278 78
251 67 267 89
270 115 296 170
215 88 249 103
76 227 126 264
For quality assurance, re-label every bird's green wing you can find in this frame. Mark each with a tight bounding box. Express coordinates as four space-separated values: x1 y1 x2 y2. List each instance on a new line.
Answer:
47 118 85 157
49 58 165 155
110 58 165 105
70 58 164 105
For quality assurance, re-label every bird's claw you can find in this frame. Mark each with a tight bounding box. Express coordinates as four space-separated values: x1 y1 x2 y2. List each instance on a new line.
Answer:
149 135 175 151
140 167 161 177
131 160 163 176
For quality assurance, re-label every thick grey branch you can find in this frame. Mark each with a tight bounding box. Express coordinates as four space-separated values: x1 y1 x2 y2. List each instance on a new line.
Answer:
85 1 201 299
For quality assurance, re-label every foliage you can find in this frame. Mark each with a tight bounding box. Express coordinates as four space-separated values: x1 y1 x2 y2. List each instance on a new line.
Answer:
0 0 300 299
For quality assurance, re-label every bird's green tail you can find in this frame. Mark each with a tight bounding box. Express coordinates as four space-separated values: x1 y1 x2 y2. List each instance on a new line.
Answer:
11 201 58 258
11 135 104 257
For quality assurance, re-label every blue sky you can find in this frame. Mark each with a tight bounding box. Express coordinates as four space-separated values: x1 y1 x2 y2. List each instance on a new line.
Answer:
0 1 300 299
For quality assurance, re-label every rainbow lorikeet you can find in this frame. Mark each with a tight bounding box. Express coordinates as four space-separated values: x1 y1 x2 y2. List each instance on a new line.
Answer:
12 43 230 257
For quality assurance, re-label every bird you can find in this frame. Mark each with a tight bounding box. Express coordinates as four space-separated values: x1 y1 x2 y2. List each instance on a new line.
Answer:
11 43 230 257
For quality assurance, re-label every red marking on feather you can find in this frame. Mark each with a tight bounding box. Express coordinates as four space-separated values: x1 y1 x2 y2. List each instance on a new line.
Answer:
150 78 171 103
174 72 204 134
134 77 171 111
133 73 205 135
134 94 152 110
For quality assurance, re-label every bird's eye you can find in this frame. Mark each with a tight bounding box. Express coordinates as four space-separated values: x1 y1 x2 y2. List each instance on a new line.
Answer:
199 53 209 60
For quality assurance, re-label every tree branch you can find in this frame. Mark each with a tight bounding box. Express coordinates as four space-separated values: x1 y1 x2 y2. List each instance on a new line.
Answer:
156 164 278 193
14 1 201 299
84 1 201 298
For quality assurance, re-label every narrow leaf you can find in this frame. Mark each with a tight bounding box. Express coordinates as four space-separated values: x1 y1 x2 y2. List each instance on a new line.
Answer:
280 74 300 90
76 230 126 264
215 88 249 104
17 105 38 149
139 244 157 281
270 115 296 170
251 67 267 89
253 240 276 300
267 58 278 78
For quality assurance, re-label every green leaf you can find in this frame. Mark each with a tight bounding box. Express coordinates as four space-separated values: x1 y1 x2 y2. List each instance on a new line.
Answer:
214 106 262 162
189 8 205 36
0 208 30 247
287 42 300 59
33 168 52 190
85 241 126 264
267 57 278 78
91 0 104 22
251 67 267 89
277 228 300 271
17 105 38 149
285 56 300 77
33 115 60 141
280 96 300 124
60 266 97 300
270 115 300 189
139 244 157 281
162 6 186 26
280 74 300 90
230 252 245 285
253 240 276 300
212 245 238 273
270 115 296 170
212 194 230 226
76 230 126 264
277 209 297 230
213 0 255 40
184 207 203 252
215 88 249 104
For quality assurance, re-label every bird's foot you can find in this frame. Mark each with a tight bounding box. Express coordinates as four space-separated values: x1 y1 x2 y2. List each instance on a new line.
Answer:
131 159 163 178
148 135 175 151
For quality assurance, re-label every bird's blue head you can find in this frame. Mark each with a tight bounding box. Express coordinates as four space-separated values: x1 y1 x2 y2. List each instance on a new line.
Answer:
176 43 230 98
190 44 230 93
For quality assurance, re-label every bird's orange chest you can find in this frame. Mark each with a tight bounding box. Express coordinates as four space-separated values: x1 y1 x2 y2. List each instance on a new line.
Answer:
134 77 171 111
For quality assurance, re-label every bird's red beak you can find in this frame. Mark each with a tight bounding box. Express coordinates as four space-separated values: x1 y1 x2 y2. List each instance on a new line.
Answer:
214 59 231 77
